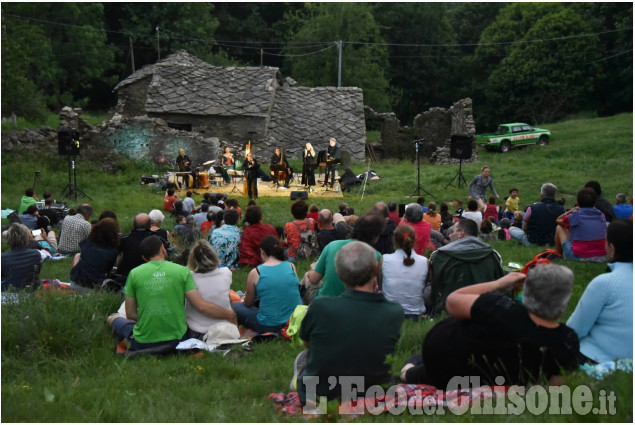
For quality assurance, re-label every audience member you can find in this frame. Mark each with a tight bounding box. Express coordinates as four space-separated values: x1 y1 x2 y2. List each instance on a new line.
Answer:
401 265 579 389
454 200 464 219
512 211 524 228
194 203 210 229
316 210 347 252
225 198 242 219
33 216 58 254
295 241 403 405
509 183 565 246
497 218 512 241
19 205 39 230
284 200 318 259
209 208 241 269
39 198 61 226
182 191 196 215
483 196 499 223
381 224 428 320
439 202 454 233
303 211 385 302
163 188 178 213
423 202 441 232
307 204 319 222
232 236 301 333
372 202 396 255
200 211 216 237
479 219 497 242
461 199 483 228
584 181 616 223
1 223 42 291
185 240 236 340
70 218 120 289
555 188 607 262
338 202 348 216
401 203 434 255
504 188 520 220
117 213 153 277
426 219 503 315
18 188 38 215
172 215 200 254
416 197 428 213
149 209 170 248
567 219 633 363
388 202 400 225
107 236 236 351
613 193 632 219
238 205 278 267
58 204 93 254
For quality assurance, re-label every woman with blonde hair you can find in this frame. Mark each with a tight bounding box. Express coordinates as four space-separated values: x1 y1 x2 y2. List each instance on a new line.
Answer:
301 143 317 187
185 240 235 340
423 202 441 232
381 224 429 320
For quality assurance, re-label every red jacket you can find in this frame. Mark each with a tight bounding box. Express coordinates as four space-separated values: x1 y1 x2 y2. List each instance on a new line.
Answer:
238 222 278 266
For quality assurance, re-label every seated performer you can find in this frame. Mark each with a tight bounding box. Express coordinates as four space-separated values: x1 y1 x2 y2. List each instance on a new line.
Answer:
270 147 292 189
176 148 196 188
323 137 341 188
301 143 317 188
220 146 234 184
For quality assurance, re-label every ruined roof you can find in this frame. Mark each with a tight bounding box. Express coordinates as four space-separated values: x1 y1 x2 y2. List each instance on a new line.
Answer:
266 86 366 151
114 50 281 117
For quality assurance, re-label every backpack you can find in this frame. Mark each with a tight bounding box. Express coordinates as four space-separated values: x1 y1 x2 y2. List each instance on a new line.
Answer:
521 249 562 275
292 219 319 259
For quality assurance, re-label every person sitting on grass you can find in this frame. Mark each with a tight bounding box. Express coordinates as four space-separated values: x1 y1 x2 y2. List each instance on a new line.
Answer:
238 205 278 267
293 241 403 405
555 188 607 262
461 199 483 229
70 218 120 290
185 240 237 340
149 209 170 249
284 200 318 260
567 219 633 363
232 236 301 334
400 203 434 256
18 187 38 215
479 218 497 242
209 208 241 270
19 205 40 230
1 223 42 291
33 216 58 255
107 236 236 352
400 264 580 389
423 202 442 232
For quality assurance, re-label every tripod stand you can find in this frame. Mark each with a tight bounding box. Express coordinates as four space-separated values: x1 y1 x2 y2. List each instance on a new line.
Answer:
445 158 467 189
227 165 242 195
409 140 434 199
360 159 373 201
61 156 91 202
33 171 42 192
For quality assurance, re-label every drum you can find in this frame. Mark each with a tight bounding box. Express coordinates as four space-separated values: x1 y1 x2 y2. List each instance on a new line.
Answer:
197 171 209 188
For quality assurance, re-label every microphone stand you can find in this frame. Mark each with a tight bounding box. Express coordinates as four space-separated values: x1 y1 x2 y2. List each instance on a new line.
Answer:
409 139 434 199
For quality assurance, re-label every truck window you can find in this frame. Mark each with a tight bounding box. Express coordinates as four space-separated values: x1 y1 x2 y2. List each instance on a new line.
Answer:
512 126 523 133
496 126 508 135
521 125 533 131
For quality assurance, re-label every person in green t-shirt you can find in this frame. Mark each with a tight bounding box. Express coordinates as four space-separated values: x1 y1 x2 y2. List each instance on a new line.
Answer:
301 211 385 304
107 235 236 351
18 188 38 215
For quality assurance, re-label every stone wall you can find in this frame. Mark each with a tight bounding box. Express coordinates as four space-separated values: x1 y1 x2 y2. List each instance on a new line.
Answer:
115 77 152 117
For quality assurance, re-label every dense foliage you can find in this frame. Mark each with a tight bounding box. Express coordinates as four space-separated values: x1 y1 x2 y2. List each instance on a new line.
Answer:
1 3 632 129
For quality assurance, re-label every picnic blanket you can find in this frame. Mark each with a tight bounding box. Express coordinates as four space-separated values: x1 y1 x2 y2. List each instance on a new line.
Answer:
269 384 505 417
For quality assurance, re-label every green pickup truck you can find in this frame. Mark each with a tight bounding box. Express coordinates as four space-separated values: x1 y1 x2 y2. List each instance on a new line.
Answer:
475 123 551 153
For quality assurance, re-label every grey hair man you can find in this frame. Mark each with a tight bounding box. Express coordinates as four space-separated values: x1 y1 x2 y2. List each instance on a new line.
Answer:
509 183 565 246
294 241 403 405
316 209 347 252
58 203 93 254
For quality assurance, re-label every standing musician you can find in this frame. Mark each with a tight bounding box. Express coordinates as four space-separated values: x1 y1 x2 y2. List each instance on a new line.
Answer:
176 148 197 188
323 137 341 188
302 143 317 188
220 146 234 184
243 153 260 200
270 147 292 189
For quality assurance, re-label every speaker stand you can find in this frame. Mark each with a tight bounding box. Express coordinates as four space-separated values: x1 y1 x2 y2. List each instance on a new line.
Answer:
409 140 434 199
61 156 92 202
446 158 467 189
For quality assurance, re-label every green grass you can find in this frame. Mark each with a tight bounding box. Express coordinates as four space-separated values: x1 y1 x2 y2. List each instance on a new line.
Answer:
1 113 633 422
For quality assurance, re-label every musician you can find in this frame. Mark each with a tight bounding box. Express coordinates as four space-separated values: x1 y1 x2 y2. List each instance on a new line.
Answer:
323 137 341 188
243 153 260 199
176 148 196 188
220 146 234 184
301 143 317 187
270 147 292 189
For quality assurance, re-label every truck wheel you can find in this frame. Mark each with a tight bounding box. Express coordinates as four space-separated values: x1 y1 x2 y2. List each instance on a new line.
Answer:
538 136 548 146
499 141 511 153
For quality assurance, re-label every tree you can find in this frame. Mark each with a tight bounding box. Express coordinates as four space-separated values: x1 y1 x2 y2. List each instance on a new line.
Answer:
281 3 392 112
373 3 457 124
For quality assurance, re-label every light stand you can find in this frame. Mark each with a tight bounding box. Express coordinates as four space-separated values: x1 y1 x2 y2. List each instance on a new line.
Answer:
61 156 91 202
33 171 42 191
227 164 242 195
360 159 373 201
409 139 434 199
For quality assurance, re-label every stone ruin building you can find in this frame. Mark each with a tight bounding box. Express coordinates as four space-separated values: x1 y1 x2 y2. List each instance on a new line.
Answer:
92 50 366 168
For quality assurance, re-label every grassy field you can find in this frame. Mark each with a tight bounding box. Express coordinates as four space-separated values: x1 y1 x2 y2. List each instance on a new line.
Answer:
1 113 633 422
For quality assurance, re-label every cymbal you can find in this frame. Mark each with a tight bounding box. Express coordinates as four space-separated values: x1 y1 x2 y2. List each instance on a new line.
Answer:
202 160 216 166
